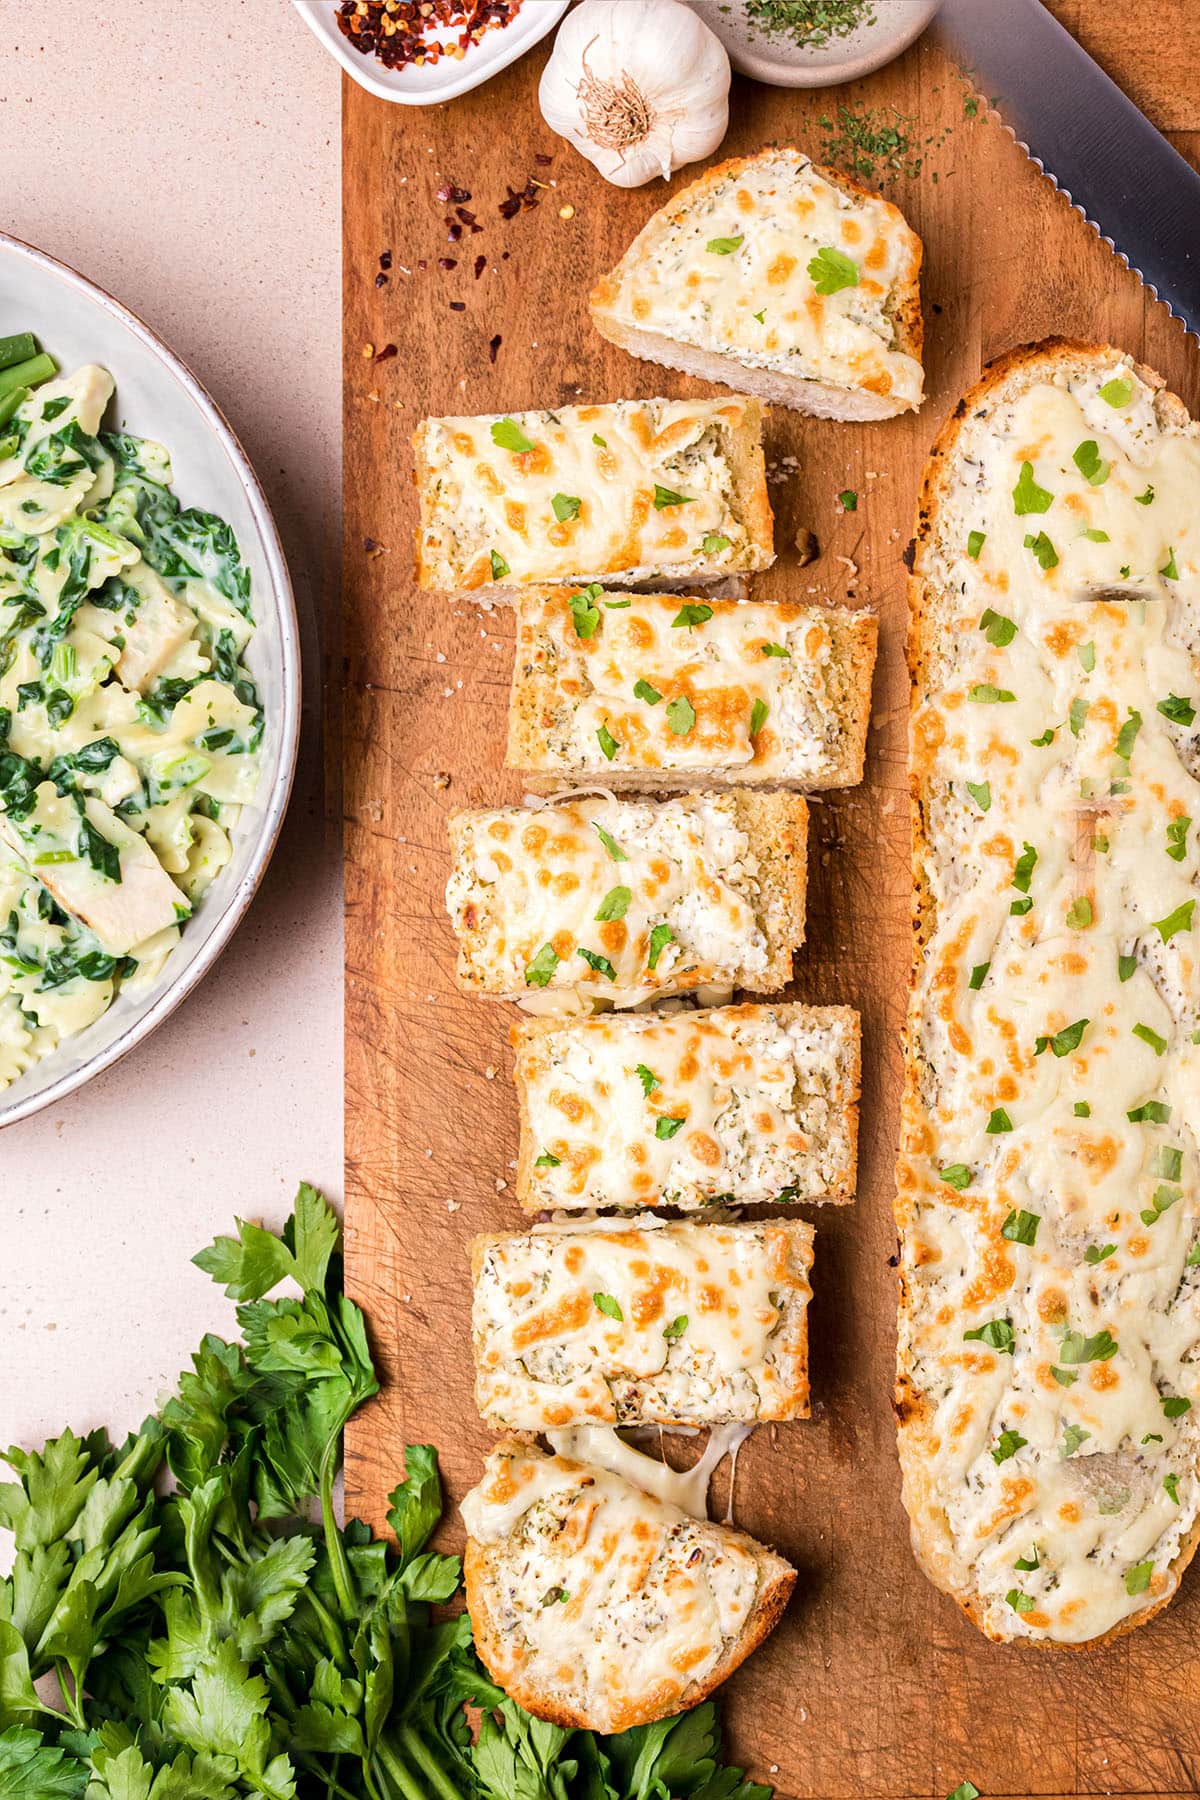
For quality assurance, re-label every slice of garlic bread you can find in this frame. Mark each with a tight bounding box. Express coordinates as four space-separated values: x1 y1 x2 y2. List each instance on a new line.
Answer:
591 147 923 421
899 338 1200 1649
472 1216 813 1430
462 1439 795 1732
445 790 807 1005
508 586 877 788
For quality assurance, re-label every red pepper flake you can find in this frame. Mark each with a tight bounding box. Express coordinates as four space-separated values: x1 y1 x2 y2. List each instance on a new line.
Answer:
363 536 388 558
474 253 487 279
375 272 389 288
336 2 524 73
446 221 463 243
455 205 477 225
373 343 398 363
380 249 393 270
437 182 473 204
438 257 458 270
488 333 502 364
534 152 553 166
498 176 541 220
449 301 466 312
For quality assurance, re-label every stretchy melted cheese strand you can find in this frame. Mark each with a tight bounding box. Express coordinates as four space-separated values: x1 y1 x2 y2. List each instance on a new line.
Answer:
472 1216 812 1431
445 791 807 1006
461 1439 795 1734
898 342 1200 1646
412 395 774 596
590 148 924 421
508 587 877 788
512 1001 859 1211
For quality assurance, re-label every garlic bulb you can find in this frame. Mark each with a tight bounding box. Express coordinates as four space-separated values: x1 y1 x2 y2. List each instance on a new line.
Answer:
538 0 731 188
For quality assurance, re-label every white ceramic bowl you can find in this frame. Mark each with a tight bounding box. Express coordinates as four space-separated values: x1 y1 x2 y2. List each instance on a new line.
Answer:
293 0 569 105
0 232 300 1130
690 0 942 87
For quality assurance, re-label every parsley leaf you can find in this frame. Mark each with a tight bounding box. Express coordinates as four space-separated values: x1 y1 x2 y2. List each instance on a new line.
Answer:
979 607 1016 646
706 234 744 254
634 678 663 705
653 485 694 510
672 603 713 629
595 885 631 921
666 695 696 736
593 1292 624 1321
807 245 859 293
491 416 534 453
1012 461 1053 514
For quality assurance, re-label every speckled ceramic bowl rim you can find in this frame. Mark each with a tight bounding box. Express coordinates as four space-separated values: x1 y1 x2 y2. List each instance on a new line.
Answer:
0 230 301 1131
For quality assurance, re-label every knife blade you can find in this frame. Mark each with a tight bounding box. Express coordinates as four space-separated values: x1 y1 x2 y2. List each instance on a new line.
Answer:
936 0 1200 338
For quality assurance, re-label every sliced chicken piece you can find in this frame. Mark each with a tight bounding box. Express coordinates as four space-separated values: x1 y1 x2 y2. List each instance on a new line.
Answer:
116 565 196 692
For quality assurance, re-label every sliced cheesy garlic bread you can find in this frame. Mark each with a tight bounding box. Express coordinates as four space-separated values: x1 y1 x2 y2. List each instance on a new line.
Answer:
413 395 773 597
508 587 877 788
513 1002 859 1212
899 340 1200 1648
472 1216 813 1430
590 147 924 421
462 1439 795 1732
445 792 807 1005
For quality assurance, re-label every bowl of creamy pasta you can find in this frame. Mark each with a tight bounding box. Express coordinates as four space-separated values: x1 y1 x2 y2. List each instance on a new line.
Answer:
0 233 300 1127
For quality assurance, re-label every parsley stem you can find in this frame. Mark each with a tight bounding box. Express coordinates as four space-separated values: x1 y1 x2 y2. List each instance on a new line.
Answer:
386 1732 463 1800
319 1412 359 1621
305 1582 353 1670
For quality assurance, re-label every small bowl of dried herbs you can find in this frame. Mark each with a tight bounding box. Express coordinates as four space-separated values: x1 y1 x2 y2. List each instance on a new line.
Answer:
690 0 942 87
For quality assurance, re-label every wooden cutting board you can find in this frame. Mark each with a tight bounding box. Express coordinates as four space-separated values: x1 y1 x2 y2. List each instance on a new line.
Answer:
343 7 1200 1795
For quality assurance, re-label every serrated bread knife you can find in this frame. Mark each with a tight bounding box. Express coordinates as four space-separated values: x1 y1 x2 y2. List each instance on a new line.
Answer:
936 0 1200 339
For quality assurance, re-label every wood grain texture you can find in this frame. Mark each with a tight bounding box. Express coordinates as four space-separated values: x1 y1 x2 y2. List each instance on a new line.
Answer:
343 9 1200 1795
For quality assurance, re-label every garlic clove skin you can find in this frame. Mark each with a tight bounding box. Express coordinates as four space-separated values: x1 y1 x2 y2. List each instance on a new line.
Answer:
538 0 731 189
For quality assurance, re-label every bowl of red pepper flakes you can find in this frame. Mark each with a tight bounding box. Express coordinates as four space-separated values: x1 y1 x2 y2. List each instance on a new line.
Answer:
293 0 569 105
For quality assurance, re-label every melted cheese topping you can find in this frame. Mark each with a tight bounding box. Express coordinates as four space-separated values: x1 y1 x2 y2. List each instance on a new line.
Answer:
0 367 261 1091
516 1002 858 1210
511 588 874 784
446 794 799 1003
473 1217 811 1430
596 150 922 408
414 397 772 592
461 1441 778 1733
901 356 1200 1644
546 1422 753 1521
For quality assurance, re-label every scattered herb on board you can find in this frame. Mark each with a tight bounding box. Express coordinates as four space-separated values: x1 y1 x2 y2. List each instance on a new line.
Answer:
0 1185 774 1800
818 102 950 182
336 0 525 72
738 0 877 47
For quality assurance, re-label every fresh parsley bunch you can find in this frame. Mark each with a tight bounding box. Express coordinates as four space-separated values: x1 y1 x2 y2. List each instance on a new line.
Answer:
0 1185 771 1800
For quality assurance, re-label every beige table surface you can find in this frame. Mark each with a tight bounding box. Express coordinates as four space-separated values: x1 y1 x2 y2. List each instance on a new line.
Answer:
0 0 342 1446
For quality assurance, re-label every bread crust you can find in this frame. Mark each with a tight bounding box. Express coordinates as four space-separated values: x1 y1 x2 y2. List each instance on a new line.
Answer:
463 1458 796 1733
897 336 1200 1648
590 147 923 420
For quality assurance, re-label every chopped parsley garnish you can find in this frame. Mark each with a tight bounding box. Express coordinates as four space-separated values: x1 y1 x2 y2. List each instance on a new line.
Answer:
979 607 1016 646
1081 527 1110 542
636 1063 659 1096
663 1314 688 1339
593 821 627 861
968 962 989 990
1013 1548 1040 1573
1074 1101 1091 1117
839 489 858 511
701 532 731 553
524 943 559 987
1162 1395 1192 1418
552 492 581 521
750 698 769 737
753 307 766 323
604 597 632 608
535 1150 561 1168
1133 1022 1168 1056
1161 547 1180 580
1069 697 1089 738
987 1108 1014 1136
569 582 602 638
1099 375 1133 406
967 530 986 560
1011 841 1038 911
1058 1328 1117 1365
1024 530 1059 570
1012 460 1053 514
1141 1183 1181 1226
1066 896 1092 930
1030 727 1057 746
807 245 859 294
963 1317 1014 1354
1035 1018 1088 1058
491 415 533 453
762 642 791 658
595 885 631 921
969 683 1016 704
1128 1100 1170 1123
966 780 991 812
1006 1589 1036 1613
489 549 510 579
653 485 694 509
1124 1561 1153 1596
939 1164 971 1190
1158 693 1196 726
655 1115 686 1139
1152 899 1194 942
634 678 663 705
672 602 713 629
1151 1145 1183 1180
592 432 607 447
577 947 617 981
706 234 744 254
1118 953 1138 982
1072 439 1109 485
1001 1209 1040 1245
1135 484 1154 504
593 1292 624 1321
1165 1474 1180 1504
992 1428 1027 1464
1115 708 1142 761
1061 1423 1091 1457
597 722 620 761
1078 641 1096 673
647 922 673 970
1084 1244 1116 1265
667 695 696 736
